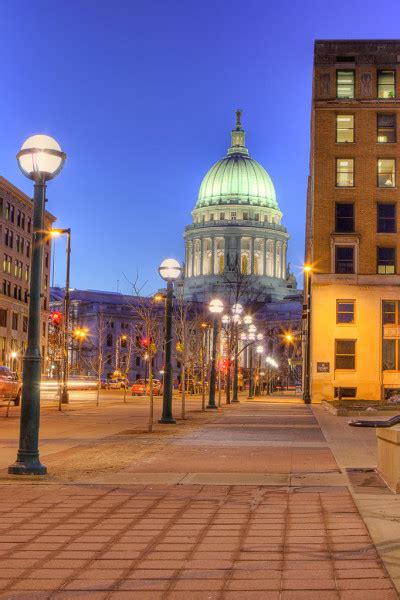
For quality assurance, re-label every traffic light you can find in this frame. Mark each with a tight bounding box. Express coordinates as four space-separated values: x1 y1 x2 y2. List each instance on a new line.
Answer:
50 311 63 328
141 337 150 348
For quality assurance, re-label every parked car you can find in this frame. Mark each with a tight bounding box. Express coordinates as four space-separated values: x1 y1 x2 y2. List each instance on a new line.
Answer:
113 377 129 389
0 367 21 405
107 379 121 389
100 378 110 389
132 378 162 396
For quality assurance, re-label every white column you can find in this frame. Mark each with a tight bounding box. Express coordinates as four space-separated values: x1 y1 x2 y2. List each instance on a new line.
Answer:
273 240 277 277
250 237 254 274
211 237 215 274
282 242 287 279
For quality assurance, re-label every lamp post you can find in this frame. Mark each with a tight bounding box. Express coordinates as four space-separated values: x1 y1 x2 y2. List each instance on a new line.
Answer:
158 258 182 424
303 265 312 404
9 135 66 475
207 298 224 409
50 228 71 404
221 314 231 404
231 303 243 403
200 322 208 411
255 344 264 396
247 324 256 399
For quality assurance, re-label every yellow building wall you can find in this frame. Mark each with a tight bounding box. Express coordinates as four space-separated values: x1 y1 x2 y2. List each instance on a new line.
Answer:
311 282 400 402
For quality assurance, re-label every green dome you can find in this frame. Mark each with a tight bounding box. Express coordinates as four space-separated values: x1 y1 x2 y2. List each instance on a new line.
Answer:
195 111 278 210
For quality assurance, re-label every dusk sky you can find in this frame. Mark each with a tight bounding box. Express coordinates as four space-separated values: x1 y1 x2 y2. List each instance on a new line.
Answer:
1 0 399 294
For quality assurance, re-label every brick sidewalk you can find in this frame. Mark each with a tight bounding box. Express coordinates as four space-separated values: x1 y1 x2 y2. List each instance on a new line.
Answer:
0 483 396 599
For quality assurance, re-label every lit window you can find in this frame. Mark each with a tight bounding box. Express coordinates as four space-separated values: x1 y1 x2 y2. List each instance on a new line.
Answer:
335 339 356 369
337 71 355 98
377 114 396 143
377 247 395 274
336 115 354 143
231 212 237 220
378 70 395 98
335 203 354 232
241 254 247 274
336 159 354 187
218 255 224 274
336 300 355 324
377 203 396 233
378 159 395 187
335 246 354 274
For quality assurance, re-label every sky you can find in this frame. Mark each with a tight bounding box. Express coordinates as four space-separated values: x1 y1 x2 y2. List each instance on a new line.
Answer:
1 0 400 294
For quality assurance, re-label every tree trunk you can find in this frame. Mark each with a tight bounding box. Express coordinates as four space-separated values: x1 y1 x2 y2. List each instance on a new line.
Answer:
181 363 186 419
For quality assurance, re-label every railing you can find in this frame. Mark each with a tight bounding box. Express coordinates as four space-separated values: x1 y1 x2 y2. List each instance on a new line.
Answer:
185 220 288 233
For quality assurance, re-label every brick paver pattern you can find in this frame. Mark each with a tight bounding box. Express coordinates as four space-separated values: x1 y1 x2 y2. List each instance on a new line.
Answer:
0 482 396 600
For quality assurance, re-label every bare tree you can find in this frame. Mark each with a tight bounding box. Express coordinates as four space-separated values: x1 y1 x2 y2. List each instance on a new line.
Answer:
83 311 108 406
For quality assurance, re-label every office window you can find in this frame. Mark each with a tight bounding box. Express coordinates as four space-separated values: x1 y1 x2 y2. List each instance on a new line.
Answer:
12 313 18 331
377 114 396 143
378 70 395 98
335 339 356 369
5 202 10 220
106 333 113 347
382 301 400 371
23 316 28 333
335 246 354 274
337 300 355 324
27 218 32 233
0 309 6 327
336 115 354 142
378 247 395 274
336 159 354 187
377 203 396 233
337 71 355 98
378 159 395 187
26 241 30 258
335 203 354 232
9 205 14 223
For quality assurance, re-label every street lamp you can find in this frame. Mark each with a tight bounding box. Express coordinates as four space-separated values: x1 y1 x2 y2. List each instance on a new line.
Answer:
247 325 257 399
303 264 313 404
51 228 71 404
231 303 243 403
207 298 224 409
255 345 264 395
158 258 182 424
9 135 66 476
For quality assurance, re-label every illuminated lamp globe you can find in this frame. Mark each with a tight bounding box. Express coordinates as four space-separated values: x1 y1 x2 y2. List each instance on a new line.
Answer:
232 314 241 324
17 135 66 181
248 324 256 334
240 332 247 341
243 315 252 325
209 298 224 314
232 303 243 316
158 258 182 282
256 333 264 340
256 345 264 354
248 333 256 341
221 315 230 325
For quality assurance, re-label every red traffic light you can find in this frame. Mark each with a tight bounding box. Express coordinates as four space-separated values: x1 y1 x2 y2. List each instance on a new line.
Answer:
141 337 150 347
50 311 63 326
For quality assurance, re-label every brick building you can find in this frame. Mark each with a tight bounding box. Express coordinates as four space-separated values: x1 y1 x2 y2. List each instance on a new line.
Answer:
306 40 400 401
0 176 55 372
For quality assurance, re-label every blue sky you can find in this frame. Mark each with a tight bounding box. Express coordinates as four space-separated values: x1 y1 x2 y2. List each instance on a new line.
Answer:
1 0 398 294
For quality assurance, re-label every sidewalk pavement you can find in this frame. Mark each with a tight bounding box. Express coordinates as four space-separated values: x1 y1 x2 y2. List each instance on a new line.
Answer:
0 394 398 599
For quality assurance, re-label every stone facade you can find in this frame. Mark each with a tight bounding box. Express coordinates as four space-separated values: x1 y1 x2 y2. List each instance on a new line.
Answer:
0 176 55 373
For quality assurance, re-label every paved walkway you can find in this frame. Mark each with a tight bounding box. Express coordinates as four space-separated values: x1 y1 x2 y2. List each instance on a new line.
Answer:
0 397 397 599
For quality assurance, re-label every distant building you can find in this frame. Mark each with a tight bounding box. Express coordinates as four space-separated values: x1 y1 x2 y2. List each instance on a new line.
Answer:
0 176 55 372
183 111 297 303
306 40 400 401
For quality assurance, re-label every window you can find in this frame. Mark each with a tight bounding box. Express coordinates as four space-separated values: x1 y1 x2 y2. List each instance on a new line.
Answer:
43 322 46 337
337 70 355 98
135 356 140 366
334 387 357 398
45 253 49 268
377 203 396 233
336 115 354 142
243 212 248 220
27 218 31 233
0 309 6 327
336 159 354 187
377 247 395 274
335 246 354 273
9 205 14 223
106 333 113 347
230 212 237 220
23 316 28 333
337 300 355 324
254 214 259 221
378 159 395 187
219 254 224 274
335 203 354 232
26 241 30 258
209 213 214 221
378 70 395 98
12 313 18 331
5 202 10 220
382 301 400 371
335 339 356 369
220 212 225 220
107 354 112 365
377 114 396 143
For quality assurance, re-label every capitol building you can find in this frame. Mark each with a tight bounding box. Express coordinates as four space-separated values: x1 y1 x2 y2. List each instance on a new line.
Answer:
183 111 297 302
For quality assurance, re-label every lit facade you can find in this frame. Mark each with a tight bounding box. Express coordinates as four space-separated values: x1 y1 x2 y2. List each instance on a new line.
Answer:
306 40 400 401
0 176 54 372
183 112 297 302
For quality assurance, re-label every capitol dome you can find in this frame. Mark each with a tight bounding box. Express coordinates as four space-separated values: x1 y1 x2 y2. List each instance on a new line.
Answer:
196 150 278 210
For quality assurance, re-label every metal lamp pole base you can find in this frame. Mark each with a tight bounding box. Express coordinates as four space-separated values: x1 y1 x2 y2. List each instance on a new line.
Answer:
207 317 219 409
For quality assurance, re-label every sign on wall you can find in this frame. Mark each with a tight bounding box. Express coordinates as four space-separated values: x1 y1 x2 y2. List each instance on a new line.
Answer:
317 362 330 373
